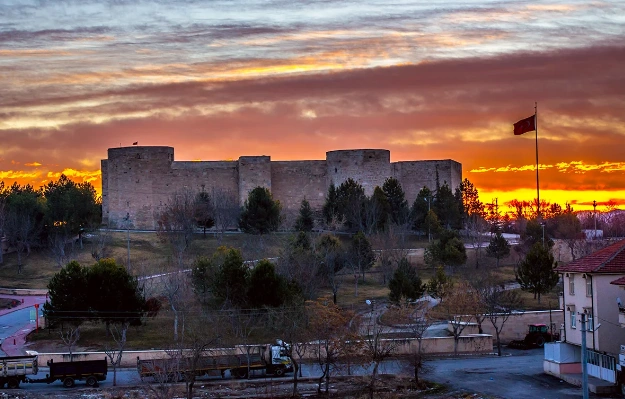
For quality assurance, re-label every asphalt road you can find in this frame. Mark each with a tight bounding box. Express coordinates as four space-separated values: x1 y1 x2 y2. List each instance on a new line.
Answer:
0 307 43 356
424 349 621 399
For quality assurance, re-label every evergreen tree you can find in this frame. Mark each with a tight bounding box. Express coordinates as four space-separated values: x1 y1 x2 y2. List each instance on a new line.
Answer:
434 182 462 230
239 186 282 234
194 190 215 236
322 184 339 224
295 198 314 232
367 186 389 233
426 266 452 299
212 247 249 308
336 178 366 231
382 177 409 225
388 258 424 303
247 259 291 308
43 261 90 328
486 231 510 268
424 229 467 271
515 243 559 303
410 186 433 233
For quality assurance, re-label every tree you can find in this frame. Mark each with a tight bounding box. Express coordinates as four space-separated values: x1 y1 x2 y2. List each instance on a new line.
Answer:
43 175 100 253
44 260 90 324
194 190 214 237
239 186 282 234
388 258 424 303
3 183 44 273
156 188 198 268
86 258 146 327
461 179 487 267
486 231 510 268
322 183 340 226
434 182 462 230
349 231 375 281
424 228 467 272
191 256 218 312
294 198 314 232
410 186 433 235
432 280 479 355
483 282 522 356
316 234 346 304
551 211 584 260
426 266 451 299
211 187 240 240
277 232 322 301
104 322 129 386
336 178 366 232
364 186 388 234
382 177 409 226
306 297 356 394
0 182 5 264
212 247 249 308
247 259 290 308
515 243 559 303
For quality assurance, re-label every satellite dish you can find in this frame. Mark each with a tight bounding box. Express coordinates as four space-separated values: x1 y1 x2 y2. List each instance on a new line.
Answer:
365 300 372 306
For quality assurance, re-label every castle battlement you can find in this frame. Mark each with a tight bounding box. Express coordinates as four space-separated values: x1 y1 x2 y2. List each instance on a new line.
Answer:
101 147 461 230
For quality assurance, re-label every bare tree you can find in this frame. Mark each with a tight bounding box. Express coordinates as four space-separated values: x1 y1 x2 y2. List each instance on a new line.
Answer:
0 184 6 265
482 279 523 356
370 225 410 284
307 297 355 394
4 211 37 274
431 281 479 355
48 234 73 268
90 228 111 261
104 322 129 386
211 187 240 241
161 266 188 342
156 188 197 268
59 325 80 362
388 301 433 385
362 302 400 399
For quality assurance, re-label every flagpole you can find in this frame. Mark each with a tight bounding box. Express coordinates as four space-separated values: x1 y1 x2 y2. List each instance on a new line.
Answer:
535 102 540 219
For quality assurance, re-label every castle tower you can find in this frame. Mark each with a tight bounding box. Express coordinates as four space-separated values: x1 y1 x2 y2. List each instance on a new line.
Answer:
326 149 391 195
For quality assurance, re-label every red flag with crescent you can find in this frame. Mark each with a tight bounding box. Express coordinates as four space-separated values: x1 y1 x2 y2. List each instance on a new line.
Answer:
513 115 536 135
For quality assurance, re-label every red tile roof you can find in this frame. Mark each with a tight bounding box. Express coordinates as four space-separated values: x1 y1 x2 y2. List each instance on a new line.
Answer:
610 276 625 286
555 239 625 274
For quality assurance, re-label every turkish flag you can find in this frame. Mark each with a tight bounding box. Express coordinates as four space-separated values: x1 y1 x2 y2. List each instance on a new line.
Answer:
513 115 536 135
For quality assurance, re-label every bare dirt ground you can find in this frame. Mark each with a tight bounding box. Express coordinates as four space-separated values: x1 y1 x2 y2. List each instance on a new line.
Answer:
0 375 499 399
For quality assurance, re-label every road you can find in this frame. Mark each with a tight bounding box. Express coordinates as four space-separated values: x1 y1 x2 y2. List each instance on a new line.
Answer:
424 349 620 398
7 351 622 397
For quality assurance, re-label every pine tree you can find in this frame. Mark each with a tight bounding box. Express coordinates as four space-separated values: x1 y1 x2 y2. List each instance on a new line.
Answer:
295 198 314 232
382 177 409 225
486 231 510 267
389 258 424 303
239 187 282 234
515 243 559 303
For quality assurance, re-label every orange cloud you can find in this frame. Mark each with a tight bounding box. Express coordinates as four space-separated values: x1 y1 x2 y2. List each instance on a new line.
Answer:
46 169 101 183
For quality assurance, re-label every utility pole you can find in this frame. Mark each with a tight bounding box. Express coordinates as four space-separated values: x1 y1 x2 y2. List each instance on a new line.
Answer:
580 312 589 399
592 200 597 240
425 196 431 242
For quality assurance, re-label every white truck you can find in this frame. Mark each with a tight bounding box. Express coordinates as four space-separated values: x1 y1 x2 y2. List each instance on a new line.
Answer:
0 355 38 389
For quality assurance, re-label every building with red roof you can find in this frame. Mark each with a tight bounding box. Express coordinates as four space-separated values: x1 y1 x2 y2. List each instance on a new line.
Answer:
544 239 625 392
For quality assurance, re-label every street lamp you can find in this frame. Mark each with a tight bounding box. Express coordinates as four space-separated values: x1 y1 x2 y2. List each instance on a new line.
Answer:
123 212 131 270
540 222 545 246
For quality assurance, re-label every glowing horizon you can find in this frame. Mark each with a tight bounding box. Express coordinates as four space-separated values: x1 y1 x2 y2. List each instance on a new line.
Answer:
1 0 623 213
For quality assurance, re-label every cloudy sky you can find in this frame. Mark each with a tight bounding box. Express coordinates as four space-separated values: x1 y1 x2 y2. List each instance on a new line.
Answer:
1 0 624 211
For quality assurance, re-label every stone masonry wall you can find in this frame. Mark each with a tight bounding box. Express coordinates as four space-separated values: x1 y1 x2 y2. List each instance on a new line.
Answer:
102 147 462 230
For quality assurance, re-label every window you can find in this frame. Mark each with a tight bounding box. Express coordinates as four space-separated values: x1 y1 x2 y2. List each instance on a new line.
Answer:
569 275 575 295
585 309 594 331
586 277 592 297
568 306 576 329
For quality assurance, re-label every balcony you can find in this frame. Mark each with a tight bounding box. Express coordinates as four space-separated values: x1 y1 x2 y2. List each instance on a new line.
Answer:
619 307 625 328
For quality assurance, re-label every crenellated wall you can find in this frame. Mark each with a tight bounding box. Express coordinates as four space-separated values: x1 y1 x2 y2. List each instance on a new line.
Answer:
102 147 462 230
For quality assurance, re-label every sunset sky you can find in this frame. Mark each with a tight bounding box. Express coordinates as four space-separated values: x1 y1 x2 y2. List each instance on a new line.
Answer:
1 0 624 212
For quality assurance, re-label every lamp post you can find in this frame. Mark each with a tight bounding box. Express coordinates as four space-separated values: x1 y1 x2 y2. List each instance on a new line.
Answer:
540 222 545 246
123 212 131 270
592 200 597 240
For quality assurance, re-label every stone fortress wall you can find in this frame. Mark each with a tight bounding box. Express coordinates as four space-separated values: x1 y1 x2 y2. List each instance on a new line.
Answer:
101 146 462 230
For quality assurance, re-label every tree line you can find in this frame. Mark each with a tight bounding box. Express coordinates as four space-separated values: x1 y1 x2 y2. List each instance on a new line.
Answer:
0 176 101 272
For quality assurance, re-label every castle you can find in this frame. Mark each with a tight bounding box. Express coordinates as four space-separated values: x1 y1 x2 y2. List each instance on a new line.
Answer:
101 147 462 230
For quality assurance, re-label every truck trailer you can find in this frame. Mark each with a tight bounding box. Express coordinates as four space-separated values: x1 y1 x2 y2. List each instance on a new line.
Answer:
0 355 107 388
138 344 293 381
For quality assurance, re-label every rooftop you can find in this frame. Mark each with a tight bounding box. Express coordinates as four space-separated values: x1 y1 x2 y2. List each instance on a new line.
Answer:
555 239 625 274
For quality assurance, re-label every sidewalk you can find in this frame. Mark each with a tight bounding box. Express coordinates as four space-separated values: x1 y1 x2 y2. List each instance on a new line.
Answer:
0 294 47 356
